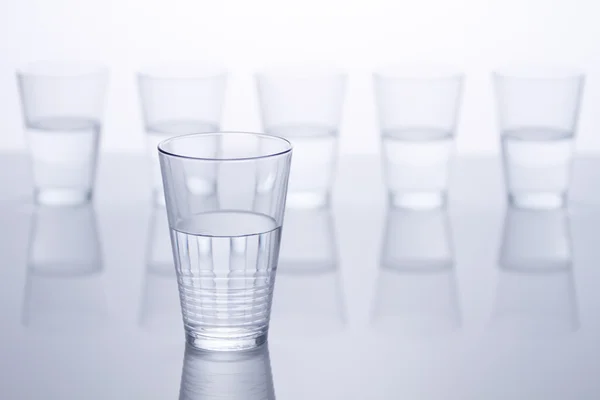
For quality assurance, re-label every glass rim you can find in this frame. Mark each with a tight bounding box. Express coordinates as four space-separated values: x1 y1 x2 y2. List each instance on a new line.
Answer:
158 131 293 162
493 64 585 80
137 62 227 80
374 64 464 80
16 60 108 78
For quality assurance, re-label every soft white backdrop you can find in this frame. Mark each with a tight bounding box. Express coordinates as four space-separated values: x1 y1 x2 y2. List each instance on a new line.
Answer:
0 0 598 154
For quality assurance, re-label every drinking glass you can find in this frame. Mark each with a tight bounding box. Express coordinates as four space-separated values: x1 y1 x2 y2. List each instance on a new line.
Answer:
17 61 108 206
491 207 578 336
374 65 463 209
256 67 346 208
179 344 275 400
372 208 460 336
159 132 292 351
493 66 585 209
138 64 227 205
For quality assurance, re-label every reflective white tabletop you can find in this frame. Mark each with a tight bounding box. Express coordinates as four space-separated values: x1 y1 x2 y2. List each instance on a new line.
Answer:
0 153 599 399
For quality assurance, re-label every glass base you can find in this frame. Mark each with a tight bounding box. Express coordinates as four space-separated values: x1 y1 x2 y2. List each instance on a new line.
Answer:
186 332 268 352
184 340 269 361
35 188 92 206
286 191 329 209
509 193 566 210
389 192 446 210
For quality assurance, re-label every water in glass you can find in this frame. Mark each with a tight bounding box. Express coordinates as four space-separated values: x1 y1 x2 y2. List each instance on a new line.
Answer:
502 127 573 207
266 124 336 208
27 116 101 204
382 127 453 208
170 211 281 351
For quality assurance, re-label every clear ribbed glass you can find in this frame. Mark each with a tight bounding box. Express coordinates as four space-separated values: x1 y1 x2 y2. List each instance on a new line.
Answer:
159 132 292 351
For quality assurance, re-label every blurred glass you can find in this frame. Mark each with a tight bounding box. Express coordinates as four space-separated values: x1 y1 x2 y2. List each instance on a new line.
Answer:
494 66 585 209
256 67 346 209
22 205 106 331
491 207 579 336
270 208 345 336
138 63 227 205
372 208 461 336
179 344 275 400
17 61 108 206
374 65 463 209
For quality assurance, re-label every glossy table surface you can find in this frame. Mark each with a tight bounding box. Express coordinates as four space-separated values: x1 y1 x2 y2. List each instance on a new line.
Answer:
1 153 600 399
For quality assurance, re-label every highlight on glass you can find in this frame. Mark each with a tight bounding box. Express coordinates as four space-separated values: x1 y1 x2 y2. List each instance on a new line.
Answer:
138 63 227 205
158 132 292 351
256 66 346 209
493 65 585 209
17 61 109 206
374 64 464 210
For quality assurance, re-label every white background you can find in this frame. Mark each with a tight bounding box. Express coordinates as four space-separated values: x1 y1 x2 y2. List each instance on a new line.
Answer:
0 0 598 155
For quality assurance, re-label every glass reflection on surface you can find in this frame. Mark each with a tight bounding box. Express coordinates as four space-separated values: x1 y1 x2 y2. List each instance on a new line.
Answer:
270 208 345 335
22 204 106 331
179 343 275 400
491 207 579 336
372 208 461 336
139 206 181 332
146 205 173 274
